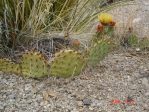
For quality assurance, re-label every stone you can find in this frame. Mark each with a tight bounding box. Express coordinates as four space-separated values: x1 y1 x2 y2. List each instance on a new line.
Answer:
129 85 137 90
47 90 57 97
77 101 83 107
142 78 149 88
89 107 94 110
42 91 49 101
0 103 4 110
143 104 149 110
82 99 92 106
145 92 149 96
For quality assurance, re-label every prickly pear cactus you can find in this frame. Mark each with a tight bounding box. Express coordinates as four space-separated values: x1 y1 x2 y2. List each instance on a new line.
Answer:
20 51 50 78
139 38 149 50
88 38 114 66
127 34 138 47
0 58 20 74
50 50 86 78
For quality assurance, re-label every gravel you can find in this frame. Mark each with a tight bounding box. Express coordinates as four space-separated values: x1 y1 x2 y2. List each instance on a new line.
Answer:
0 49 149 112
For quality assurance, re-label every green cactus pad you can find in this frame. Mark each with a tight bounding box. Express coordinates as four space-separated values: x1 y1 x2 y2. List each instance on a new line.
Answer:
0 58 20 74
139 38 149 50
128 34 138 47
89 39 113 66
20 51 50 78
50 50 86 78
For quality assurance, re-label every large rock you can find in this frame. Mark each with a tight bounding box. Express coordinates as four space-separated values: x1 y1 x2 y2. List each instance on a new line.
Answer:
110 0 149 39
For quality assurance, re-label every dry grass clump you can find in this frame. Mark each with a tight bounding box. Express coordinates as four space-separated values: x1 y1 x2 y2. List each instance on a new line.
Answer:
0 0 133 56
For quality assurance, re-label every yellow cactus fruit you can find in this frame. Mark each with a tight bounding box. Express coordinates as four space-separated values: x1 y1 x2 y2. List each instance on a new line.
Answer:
98 13 113 25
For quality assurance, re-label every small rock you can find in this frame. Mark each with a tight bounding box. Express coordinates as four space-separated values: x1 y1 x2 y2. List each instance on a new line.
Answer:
142 78 149 87
0 103 4 110
42 91 49 101
89 107 94 110
143 104 149 110
76 95 84 100
138 80 142 84
145 92 149 96
129 85 137 90
77 101 83 107
133 18 141 24
8 94 16 99
79 107 84 112
25 84 32 91
135 48 141 52
82 99 92 106
47 90 57 97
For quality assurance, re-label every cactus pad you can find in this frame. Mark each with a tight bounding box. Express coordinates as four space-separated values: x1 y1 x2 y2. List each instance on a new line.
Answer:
50 50 86 78
89 39 113 65
128 34 138 47
20 51 50 78
0 58 20 74
139 38 149 50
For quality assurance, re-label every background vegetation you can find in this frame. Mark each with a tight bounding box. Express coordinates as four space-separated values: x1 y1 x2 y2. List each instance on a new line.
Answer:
0 0 133 55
